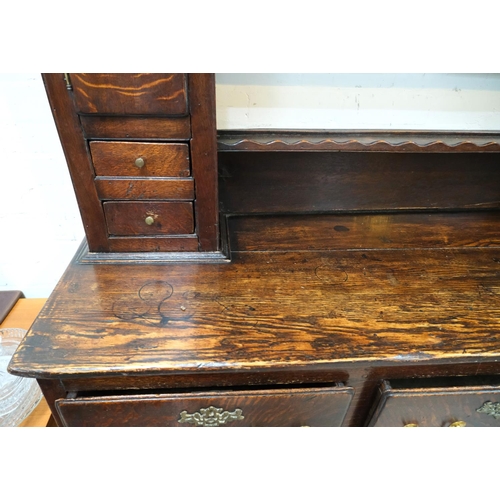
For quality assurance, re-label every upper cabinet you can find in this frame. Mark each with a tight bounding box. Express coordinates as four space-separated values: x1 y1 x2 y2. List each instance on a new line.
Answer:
43 73 219 256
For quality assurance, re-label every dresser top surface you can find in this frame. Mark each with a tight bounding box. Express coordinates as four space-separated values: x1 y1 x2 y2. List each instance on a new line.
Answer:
9 245 500 379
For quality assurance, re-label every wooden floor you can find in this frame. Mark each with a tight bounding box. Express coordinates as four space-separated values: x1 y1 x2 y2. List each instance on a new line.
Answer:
1 298 51 427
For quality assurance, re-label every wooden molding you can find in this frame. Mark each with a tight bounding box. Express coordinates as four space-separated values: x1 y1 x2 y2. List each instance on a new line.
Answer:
74 239 230 265
218 130 500 153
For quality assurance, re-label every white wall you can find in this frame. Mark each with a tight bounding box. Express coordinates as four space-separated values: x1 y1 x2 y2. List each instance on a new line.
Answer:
1 73 500 297
0 74 84 298
216 73 500 130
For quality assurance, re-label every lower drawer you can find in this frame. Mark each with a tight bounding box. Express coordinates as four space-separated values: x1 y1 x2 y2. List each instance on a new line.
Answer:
103 201 194 236
368 379 500 427
55 385 354 427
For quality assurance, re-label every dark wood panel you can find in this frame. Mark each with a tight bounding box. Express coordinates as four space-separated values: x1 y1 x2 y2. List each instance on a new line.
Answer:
219 152 500 214
107 236 199 253
42 74 109 251
368 380 500 427
95 178 194 201
80 115 191 140
189 74 219 251
0 290 24 323
103 201 194 236
228 212 500 252
90 142 190 177
56 386 353 427
71 73 188 115
37 379 66 427
9 248 500 379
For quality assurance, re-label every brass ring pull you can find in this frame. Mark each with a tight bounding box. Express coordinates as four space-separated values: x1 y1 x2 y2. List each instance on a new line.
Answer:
178 406 244 427
135 157 145 168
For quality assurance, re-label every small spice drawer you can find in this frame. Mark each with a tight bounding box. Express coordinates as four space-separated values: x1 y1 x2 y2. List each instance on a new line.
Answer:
90 141 190 177
55 385 354 427
103 201 194 236
367 379 500 427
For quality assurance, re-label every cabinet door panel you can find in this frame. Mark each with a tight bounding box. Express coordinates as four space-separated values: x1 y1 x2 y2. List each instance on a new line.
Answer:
71 73 188 116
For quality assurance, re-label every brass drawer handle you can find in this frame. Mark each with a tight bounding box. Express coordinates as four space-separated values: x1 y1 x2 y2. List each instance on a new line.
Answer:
178 406 244 427
449 420 467 427
145 216 155 226
135 157 145 168
404 421 467 427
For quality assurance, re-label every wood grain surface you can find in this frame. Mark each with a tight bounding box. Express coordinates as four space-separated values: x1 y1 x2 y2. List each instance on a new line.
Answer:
9 247 500 379
43 74 110 251
228 212 500 251
219 151 500 214
71 73 188 115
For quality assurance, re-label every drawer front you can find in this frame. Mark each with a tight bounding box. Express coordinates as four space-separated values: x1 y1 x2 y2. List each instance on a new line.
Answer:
368 380 500 427
55 386 354 427
71 73 188 115
81 116 191 141
103 201 194 236
90 142 190 177
95 178 195 201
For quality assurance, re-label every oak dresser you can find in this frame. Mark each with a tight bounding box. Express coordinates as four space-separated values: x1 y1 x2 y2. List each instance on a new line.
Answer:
8 73 500 427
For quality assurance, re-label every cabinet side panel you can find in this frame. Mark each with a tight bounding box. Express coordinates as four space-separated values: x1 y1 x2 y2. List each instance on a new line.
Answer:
189 74 219 251
42 73 109 251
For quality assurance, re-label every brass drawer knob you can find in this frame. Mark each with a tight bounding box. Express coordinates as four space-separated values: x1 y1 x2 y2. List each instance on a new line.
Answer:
145 216 155 225
449 420 467 427
135 157 145 168
403 423 419 427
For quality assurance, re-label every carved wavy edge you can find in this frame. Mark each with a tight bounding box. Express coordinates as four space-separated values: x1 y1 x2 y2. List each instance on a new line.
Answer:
217 130 500 152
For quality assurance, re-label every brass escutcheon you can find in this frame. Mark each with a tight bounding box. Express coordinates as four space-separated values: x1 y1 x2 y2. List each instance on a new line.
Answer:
476 401 500 420
178 406 244 427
